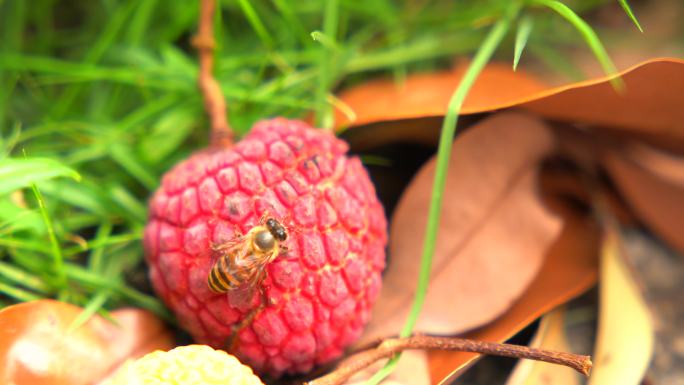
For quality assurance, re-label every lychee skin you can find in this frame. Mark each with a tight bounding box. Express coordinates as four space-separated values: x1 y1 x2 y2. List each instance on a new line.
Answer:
144 118 387 376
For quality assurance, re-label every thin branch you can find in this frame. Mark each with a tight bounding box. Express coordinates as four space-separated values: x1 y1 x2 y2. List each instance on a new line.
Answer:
307 335 592 385
192 0 233 148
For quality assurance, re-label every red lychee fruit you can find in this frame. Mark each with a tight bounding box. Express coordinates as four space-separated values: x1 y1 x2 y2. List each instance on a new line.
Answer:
144 118 387 376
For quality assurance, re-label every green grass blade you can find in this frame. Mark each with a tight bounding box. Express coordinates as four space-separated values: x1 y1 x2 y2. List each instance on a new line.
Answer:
68 290 110 332
271 0 311 45
0 198 43 234
109 144 158 190
399 0 519 341
126 0 160 45
117 93 180 131
63 264 172 321
0 280 40 302
38 180 109 217
236 0 274 49
109 185 147 223
0 158 81 195
0 122 21 159
535 0 622 89
70 222 143 330
30 183 68 295
0 261 50 294
345 33 482 74
314 0 339 129
513 15 533 71
367 3 521 384
617 0 643 32
50 0 138 117
138 105 196 164
0 1 26 127
88 222 113 272
310 31 339 51
0 237 51 253
63 232 141 257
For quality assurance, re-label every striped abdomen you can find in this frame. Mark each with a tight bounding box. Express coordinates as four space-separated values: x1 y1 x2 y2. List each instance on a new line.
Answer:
208 255 250 293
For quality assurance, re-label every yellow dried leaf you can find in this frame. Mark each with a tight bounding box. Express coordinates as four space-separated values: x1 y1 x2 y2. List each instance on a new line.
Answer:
587 231 654 385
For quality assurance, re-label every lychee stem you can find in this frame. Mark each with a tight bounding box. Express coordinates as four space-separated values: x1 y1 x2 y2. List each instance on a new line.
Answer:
193 0 233 148
306 335 592 385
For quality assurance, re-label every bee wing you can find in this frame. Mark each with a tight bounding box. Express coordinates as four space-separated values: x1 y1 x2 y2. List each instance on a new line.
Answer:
227 279 260 310
227 253 270 310
212 234 245 253
211 233 250 265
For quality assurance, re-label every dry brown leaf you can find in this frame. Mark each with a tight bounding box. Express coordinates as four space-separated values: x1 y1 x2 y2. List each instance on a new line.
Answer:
428 210 599 384
337 57 684 258
505 306 580 385
332 55 680 385
622 142 684 185
603 143 684 254
587 230 654 385
336 59 684 147
522 59 684 145
359 112 561 346
333 62 547 128
0 300 174 385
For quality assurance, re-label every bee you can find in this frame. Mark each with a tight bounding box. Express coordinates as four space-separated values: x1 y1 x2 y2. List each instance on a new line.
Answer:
207 216 288 303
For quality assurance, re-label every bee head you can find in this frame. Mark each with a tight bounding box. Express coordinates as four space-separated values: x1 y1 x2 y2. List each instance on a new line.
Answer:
265 218 288 242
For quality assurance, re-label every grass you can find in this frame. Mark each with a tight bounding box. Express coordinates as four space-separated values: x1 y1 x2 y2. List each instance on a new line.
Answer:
369 2 523 382
513 15 534 71
0 0 640 366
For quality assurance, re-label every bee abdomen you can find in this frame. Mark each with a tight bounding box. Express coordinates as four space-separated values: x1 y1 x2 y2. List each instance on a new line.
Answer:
207 258 240 293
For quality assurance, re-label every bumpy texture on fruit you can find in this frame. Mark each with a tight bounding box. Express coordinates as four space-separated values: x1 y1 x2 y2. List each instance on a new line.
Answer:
144 118 387 376
104 345 263 385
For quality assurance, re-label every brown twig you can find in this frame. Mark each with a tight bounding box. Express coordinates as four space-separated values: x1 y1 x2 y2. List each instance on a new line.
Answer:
307 335 592 385
192 0 233 148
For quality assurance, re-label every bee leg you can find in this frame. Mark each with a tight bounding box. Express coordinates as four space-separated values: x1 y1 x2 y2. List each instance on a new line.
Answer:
224 276 271 353
279 245 294 259
281 214 300 238
259 209 271 225
260 283 278 306
225 298 266 352
285 214 298 230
